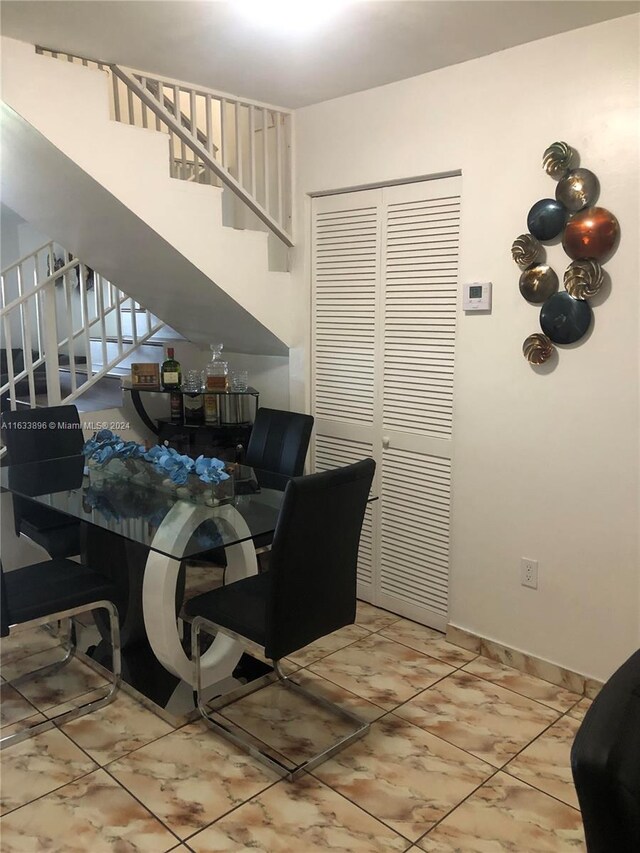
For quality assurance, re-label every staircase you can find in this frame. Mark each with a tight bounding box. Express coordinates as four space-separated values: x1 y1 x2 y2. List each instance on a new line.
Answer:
0 38 295 357
0 241 165 411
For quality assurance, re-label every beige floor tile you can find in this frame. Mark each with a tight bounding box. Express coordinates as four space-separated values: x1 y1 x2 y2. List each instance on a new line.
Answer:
219 669 384 766
0 683 39 728
309 634 454 711
2 648 106 712
0 768 178 852
0 727 97 815
567 697 592 722
506 716 581 809
418 772 585 852
396 671 559 767
463 656 581 712
355 601 401 631
109 720 277 839
187 775 410 853
0 626 59 667
60 689 175 765
314 713 493 841
286 624 371 667
380 619 478 667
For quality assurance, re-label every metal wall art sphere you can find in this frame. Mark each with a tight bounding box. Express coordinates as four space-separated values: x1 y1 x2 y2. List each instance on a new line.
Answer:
562 206 620 261
516 142 618 366
523 333 555 365
511 233 543 269
564 259 604 300
539 292 592 345
555 169 599 212
527 198 568 242
519 264 559 304
542 141 575 178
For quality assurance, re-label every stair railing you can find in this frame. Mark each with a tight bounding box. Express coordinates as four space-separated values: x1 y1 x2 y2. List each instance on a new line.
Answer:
36 47 294 248
1 243 164 410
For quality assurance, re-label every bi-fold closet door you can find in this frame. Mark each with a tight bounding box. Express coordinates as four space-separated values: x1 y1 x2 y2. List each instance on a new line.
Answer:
311 176 461 630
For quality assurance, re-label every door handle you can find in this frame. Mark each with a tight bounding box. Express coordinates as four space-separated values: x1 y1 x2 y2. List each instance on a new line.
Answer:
382 436 390 449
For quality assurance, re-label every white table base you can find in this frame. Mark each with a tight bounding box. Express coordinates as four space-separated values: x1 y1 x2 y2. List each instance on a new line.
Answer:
142 500 258 688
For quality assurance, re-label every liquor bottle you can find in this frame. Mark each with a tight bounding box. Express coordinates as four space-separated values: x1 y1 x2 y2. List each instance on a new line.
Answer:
182 369 203 425
204 393 219 426
169 391 183 423
161 347 181 390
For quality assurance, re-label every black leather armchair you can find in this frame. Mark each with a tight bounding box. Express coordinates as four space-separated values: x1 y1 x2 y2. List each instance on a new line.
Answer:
571 649 640 852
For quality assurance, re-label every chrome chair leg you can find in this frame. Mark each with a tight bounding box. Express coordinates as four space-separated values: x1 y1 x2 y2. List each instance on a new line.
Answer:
7 617 77 689
1 601 121 750
191 616 370 781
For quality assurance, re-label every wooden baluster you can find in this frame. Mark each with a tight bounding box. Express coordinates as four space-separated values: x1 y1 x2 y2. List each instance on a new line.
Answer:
235 102 243 185
112 73 121 122
42 277 62 405
262 108 270 212
249 105 256 197
220 98 227 169
64 265 77 395
276 112 283 227
140 76 149 128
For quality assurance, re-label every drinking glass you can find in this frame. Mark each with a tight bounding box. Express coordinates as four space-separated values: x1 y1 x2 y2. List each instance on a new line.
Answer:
230 370 248 392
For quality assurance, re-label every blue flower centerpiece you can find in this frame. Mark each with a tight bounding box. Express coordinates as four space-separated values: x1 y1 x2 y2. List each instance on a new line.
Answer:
84 430 232 505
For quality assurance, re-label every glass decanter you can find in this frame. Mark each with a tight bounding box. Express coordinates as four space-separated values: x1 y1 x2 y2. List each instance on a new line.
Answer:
203 343 228 391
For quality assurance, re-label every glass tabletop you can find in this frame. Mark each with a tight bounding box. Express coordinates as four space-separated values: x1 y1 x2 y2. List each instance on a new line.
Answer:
0 455 289 561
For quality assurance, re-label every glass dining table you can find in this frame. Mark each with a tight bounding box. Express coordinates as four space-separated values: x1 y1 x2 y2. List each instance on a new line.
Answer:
1 455 291 720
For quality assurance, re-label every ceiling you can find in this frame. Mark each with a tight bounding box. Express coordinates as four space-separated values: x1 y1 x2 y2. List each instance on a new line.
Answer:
1 1 637 108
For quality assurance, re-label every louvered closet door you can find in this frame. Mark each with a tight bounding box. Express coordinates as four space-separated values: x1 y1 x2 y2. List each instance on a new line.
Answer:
378 177 460 630
311 177 461 626
311 190 382 599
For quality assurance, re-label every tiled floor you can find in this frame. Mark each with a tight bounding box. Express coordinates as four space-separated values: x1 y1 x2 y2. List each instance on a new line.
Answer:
0 606 587 851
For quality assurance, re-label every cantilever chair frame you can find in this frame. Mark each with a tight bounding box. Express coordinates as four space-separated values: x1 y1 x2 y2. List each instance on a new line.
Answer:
1 600 121 750
191 615 370 781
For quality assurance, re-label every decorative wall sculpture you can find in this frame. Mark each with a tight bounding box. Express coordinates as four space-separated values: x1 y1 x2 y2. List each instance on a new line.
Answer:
513 142 620 365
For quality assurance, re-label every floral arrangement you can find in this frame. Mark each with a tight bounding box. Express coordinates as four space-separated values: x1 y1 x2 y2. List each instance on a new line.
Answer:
84 429 230 488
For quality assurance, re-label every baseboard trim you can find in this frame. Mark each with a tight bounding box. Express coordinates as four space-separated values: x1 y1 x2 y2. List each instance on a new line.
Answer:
446 624 603 699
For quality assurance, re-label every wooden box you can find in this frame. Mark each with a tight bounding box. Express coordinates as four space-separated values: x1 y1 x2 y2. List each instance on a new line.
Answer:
130 363 160 389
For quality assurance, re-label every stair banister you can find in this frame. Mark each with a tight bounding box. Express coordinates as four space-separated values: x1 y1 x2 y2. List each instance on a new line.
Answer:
1 244 164 412
111 65 294 248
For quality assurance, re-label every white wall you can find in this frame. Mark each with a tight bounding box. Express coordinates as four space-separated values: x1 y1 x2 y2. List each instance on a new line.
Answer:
292 15 640 681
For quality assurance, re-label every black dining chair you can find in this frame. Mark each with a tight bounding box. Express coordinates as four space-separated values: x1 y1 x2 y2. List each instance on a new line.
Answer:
1 405 83 558
571 649 640 852
245 407 314 564
244 407 314 478
184 407 314 587
186 458 375 780
0 558 121 749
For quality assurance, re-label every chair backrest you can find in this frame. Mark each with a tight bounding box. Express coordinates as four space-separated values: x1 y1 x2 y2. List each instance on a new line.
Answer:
1 405 84 534
0 564 9 637
1 404 83 464
265 458 375 661
244 408 313 477
571 649 640 850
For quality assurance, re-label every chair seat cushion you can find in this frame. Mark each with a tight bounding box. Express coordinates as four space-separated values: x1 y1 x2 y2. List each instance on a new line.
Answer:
184 572 269 648
4 559 117 627
20 520 81 559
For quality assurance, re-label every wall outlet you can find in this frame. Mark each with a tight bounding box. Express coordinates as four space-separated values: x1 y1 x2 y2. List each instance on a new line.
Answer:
521 558 538 589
